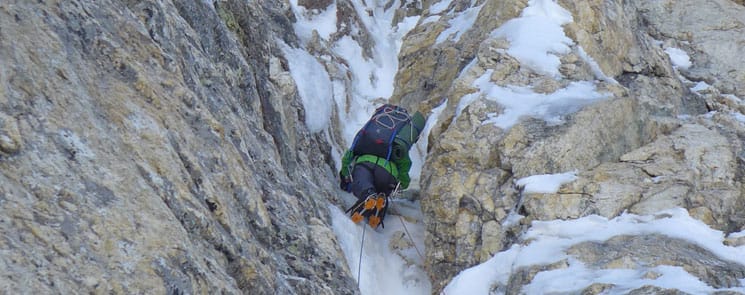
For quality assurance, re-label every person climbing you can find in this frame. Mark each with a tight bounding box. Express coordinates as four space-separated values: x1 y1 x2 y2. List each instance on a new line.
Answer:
339 103 425 229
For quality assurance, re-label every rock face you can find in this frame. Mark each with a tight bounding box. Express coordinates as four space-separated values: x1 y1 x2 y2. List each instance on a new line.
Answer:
0 1 355 294
392 0 745 292
4 0 745 294
566 235 745 289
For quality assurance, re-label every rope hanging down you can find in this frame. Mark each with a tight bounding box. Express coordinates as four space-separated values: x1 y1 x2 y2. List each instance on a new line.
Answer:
355 182 426 291
389 184 424 261
397 215 424 261
357 224 366 289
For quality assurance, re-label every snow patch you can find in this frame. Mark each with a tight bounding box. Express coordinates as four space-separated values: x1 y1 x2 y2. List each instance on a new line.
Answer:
691 81 710 92
409 101 447 189
279 42 334 133
330 205 431 295
445 208 745 294
430 0 454 14
491 0 574 77
474 70 609 129
289 0 338 44
516 171 578 193
665 47 692 70
436 4 483 44
577 46 617 84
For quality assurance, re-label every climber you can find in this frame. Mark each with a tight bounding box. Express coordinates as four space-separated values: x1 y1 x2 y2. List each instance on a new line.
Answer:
339 104 425 229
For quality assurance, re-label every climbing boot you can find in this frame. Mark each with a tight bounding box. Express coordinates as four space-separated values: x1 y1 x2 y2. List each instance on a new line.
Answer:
368 193 388 229
346 192 378 224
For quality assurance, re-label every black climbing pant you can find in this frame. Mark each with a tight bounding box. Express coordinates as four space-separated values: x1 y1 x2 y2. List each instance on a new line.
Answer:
350 162 397 200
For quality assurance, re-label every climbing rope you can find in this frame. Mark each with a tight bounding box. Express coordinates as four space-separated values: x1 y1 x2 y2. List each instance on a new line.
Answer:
355 182 427 289
390 183 424 261
373 106 410 129
397 215 424 261
357 224 366 289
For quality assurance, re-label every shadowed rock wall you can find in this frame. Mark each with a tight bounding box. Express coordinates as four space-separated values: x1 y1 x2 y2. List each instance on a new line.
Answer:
0 1 354 294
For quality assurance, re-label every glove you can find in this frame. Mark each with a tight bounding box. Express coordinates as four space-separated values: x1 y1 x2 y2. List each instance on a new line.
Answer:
339 172 351 192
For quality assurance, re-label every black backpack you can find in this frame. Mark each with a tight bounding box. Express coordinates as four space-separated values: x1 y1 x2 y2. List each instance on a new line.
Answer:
350 104 414 162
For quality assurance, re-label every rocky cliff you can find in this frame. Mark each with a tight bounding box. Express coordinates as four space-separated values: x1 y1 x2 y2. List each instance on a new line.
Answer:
2 0 745 294
0 1 355 294
397 0 745 293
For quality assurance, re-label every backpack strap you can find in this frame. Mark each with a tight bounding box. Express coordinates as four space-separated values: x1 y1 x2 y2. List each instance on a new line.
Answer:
349 119 373 156
384 130 398 161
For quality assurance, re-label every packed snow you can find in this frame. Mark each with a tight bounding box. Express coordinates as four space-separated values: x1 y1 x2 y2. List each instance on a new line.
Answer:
283 0 745 294
430 0 454 15
330 203 430 295
665 47 692 70
444 208 745 294
289 0 338 43
461 0 610 129
479 74 609 128
436 3 484 44
279 42 334 133
691 81 711 92
516 171 577 194
491 0 574 77
284 0 418 136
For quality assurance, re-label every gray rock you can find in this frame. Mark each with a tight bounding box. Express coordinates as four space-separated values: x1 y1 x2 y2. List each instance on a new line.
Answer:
568 235 745 288
4 0 745 294
404 0 745 292
627 286 691 295
0 0 355 294
638 0 745 97
0 112 21 155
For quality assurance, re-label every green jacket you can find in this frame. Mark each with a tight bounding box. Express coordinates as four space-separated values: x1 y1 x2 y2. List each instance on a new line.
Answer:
339 149 412 189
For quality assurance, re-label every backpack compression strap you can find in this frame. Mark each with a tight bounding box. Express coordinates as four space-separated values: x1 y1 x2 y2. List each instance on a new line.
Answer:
376 107 411 162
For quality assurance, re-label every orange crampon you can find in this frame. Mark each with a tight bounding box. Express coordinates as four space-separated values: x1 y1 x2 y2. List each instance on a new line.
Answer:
363 197 376 210
368 215 381 228
375 195 386 210
346 193 388 228
351 212 364 223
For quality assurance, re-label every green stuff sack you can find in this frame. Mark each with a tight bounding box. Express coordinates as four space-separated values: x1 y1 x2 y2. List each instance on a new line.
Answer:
390 111 425 160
